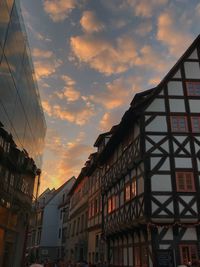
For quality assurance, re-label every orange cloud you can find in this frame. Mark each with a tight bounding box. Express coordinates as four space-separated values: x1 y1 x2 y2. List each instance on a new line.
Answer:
127 0 168 17
42 99 95 125
80 11 104 33
99 111 122 131
56 75 80 102
43 0 77 22
70 35 138 75
157 10 192 56
90 77 142 109
40 135 94 192
32 48 53 58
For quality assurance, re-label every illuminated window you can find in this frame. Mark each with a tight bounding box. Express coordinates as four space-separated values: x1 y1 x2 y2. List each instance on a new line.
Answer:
171 116 188 132
108 198 112 214
132 179 137 198
176 172 195 192
186 82 200 96
125 183 131 202
108 195 116 213
180 244 198 265
134 247 141 267
191 117 200 132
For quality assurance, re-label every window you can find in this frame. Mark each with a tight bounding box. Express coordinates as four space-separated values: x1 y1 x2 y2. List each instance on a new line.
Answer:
171 116 188 132
131 179 137 198
180 244 198 265
176 172 195 192
125 183 131 202
108 197 112 213
108 195 116 213
141 246 148 267
186 82 200 96
191 117 200 132
134 247 141 267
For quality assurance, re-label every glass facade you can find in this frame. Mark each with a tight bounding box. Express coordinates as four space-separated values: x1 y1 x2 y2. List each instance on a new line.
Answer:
0 0 46 168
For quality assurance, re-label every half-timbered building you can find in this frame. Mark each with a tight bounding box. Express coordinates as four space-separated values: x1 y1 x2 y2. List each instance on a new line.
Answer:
100 36 200 267
87 133 112 265
67 168 89 262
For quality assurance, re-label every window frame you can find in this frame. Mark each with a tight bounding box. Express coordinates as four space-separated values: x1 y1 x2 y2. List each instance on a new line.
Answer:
176 172 195 192
171 116 188 132
191 116 200 133
186 81 200 96
179 244 198 265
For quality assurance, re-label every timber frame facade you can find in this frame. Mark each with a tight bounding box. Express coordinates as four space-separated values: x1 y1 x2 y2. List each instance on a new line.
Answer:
99 36 200 267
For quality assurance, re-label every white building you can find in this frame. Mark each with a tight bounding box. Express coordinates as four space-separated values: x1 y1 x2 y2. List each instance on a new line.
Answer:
27 177 75 262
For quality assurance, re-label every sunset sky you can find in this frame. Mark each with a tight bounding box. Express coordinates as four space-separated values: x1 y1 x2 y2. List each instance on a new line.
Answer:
20 0 200 193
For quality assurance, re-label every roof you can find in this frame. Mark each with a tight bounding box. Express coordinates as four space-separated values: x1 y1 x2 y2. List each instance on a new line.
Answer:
99 34 200 162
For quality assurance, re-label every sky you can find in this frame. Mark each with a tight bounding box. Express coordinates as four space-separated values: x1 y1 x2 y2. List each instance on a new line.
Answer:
20 0 200 193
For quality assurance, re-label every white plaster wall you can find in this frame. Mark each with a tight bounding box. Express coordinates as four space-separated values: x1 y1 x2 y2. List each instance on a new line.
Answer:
181 228 197 240
146 99 166 112
169 99 185 112
172 69 182 79
151 174 172 191
146 116 167 132
189 100 200 113
168 81 183 96
150 157 170 171
184 62 200 79
175 158 192 168
188 49 198 59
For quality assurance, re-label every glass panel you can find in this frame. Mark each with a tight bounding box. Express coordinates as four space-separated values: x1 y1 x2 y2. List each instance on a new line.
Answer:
0 0 10 46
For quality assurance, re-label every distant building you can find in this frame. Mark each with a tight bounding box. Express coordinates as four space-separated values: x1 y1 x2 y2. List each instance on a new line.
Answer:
67 169 89 262
0 1 46 267
100 36 200 267
27 178 75 262
57 194 70 259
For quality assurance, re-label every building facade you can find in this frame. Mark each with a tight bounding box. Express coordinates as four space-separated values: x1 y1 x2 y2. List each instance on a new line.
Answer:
67 169 89 263
0 1 46 266
27 178 75 262
100 36 200 267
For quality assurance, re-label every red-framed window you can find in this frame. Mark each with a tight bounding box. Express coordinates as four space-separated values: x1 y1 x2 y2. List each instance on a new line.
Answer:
125 183 131 202
171 116 188 132
191 117 200 132
132 179 137 198
186 82 200 96
179 244 198 265
176 172 195 192
108 195 116 213
134 247 141 267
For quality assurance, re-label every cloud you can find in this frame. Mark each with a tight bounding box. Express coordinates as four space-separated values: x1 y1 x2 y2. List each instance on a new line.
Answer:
32 49 62 80
43 0 77 22
70 34 138 75
127 0 168 17
135 21 152 36
157 10 193 56
80 11 104 33
40 134 94 192
89 77 142 110
42 99 95 125
56 75 80 102
32 48 53 58
134 45 170 72
99 110 123 131
34 60 61 80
